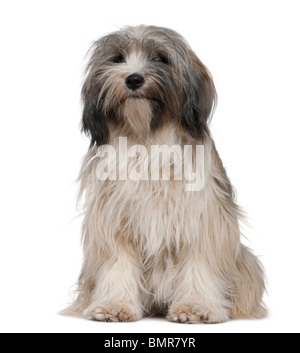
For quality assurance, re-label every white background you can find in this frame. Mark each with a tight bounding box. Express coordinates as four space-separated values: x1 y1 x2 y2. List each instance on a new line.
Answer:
0 0 299 334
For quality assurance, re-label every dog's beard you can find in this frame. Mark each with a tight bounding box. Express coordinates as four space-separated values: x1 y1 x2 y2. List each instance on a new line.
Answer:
122 98 152 137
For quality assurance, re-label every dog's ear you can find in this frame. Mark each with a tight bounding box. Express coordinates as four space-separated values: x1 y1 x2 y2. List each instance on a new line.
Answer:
81 84 109 148
180 50 216 141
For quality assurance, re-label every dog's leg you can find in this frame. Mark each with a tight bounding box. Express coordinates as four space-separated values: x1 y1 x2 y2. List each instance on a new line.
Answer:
166 247 230 324
231 245 267 319
83 244 144 322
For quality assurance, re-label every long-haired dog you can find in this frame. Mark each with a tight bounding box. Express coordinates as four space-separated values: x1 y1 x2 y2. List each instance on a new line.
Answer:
64 25 266 323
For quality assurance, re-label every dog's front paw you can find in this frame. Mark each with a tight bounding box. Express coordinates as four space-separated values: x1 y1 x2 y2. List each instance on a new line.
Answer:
84 303 142 322
167 303 229 324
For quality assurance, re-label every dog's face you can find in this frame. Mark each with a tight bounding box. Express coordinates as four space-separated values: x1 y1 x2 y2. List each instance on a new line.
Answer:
82 26 216 147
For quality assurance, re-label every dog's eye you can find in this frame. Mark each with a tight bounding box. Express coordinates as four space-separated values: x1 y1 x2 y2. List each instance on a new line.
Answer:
153 54 169 65
112 55 126 64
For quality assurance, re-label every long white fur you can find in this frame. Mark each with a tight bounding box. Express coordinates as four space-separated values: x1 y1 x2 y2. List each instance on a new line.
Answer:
64 121 266 323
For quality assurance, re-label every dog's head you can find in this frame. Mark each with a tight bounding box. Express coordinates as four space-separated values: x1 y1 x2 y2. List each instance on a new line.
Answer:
81 26 216 147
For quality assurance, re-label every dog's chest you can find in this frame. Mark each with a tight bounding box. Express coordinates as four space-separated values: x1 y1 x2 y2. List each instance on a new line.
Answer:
108 178 205 253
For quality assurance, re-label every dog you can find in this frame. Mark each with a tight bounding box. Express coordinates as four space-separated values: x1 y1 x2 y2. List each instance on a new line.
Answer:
64 25 266 323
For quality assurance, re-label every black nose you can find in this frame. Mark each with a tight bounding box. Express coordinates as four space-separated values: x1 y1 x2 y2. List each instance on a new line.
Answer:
125 74 145 90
